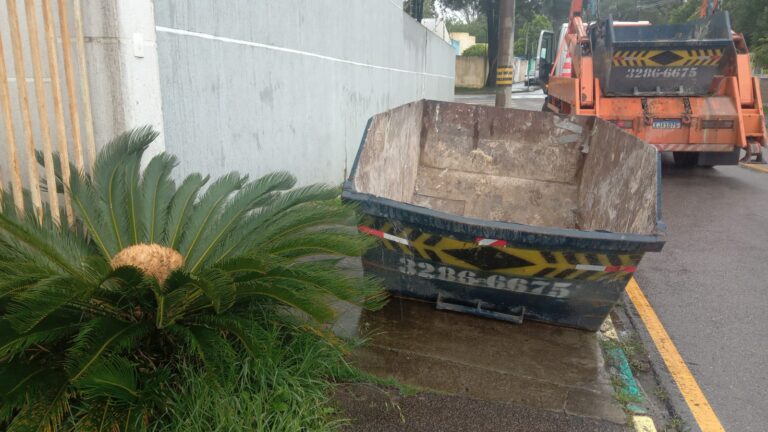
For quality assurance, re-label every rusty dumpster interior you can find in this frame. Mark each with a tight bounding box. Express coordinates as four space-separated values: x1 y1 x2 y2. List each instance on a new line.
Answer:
352 100 659 235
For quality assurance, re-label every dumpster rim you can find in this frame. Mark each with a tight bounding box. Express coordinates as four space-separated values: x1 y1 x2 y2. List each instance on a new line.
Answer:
342 186 665 253
344 100 666 254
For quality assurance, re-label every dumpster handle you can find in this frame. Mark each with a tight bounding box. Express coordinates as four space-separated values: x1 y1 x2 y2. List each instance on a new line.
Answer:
436 294 525 324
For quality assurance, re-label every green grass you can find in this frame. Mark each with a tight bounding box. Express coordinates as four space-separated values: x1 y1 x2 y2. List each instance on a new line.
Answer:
662 416 690 432
653 385 670 403
610 375 643 407
601 333 650 375
147 314 419 432
151 320 358 432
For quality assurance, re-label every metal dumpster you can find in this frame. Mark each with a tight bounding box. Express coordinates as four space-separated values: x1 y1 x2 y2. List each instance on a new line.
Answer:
591 12 735 96
342 100 666 331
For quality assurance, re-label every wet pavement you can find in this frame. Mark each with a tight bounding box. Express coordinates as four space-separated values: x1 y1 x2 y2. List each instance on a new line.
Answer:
335 382 630 432
334 297 628 428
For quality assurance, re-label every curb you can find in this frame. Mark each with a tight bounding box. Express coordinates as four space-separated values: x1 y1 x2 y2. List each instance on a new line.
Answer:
740 162 768 174
599 317 658 432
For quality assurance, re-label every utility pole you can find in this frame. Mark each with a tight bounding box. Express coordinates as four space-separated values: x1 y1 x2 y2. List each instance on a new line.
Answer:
495 0 516 107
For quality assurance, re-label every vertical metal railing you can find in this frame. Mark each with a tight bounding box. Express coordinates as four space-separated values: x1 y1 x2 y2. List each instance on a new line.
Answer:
0 0 95 225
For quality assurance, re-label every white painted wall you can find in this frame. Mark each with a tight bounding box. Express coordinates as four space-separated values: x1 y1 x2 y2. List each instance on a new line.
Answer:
82 0 165 158
153 0 455 186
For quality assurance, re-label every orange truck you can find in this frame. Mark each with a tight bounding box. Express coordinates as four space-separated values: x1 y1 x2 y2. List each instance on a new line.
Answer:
537 0 767 166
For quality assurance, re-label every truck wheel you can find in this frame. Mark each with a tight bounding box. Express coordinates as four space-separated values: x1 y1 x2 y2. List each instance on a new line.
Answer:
673 152 699 167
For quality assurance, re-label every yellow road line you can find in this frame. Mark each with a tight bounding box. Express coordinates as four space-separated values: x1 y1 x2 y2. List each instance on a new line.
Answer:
626 278 725 432
740 163 768 174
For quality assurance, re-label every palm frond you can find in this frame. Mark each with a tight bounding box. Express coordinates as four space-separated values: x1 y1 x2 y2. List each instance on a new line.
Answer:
212 185 344 262
5 276 91 333
6 377 69 432
237 280 336 322
163 173 209 249
123 154 145 245
185 171 295 272
192 314 270 359
75 356 140 403
0 317 81 360
178 173 246 258
91 127 158 252
166 324 234 377
240 201 355 255
0 213 87 277
0 361 56 406
191 268 235 314
68 170 117 258
140 153 178 244
280 261 386 309
65 318 152 382
265 230 376 259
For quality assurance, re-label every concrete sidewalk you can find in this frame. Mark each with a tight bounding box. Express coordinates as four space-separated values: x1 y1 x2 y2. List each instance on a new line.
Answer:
335 383 629 432
334 298 631 431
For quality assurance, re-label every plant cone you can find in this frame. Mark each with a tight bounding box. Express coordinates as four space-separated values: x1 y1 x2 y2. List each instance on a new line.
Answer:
111 243 183 284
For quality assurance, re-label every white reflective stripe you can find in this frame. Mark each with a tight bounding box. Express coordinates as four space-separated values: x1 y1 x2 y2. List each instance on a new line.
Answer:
383 232 410 246
575 264 606 272
155 26 455 80
654 144 734 152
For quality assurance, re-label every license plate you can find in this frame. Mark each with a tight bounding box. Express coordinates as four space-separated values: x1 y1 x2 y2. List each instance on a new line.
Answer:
652 119 681 129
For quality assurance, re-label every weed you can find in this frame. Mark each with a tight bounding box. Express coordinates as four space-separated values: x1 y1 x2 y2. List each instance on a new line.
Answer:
610 375 643 407
662 416 690 432
654 385 670 403
601 334 650 375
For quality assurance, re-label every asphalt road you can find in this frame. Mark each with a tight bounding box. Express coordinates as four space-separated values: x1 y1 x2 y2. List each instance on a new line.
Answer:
634 160 768 431
456 90 768 431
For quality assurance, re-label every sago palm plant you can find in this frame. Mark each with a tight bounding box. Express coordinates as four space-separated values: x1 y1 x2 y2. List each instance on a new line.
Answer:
0 127 384 431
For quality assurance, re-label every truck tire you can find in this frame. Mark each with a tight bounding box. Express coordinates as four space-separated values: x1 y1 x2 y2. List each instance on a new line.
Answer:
673 152 699 167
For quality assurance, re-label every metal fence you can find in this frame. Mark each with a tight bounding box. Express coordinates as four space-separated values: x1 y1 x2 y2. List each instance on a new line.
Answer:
0 0 95 225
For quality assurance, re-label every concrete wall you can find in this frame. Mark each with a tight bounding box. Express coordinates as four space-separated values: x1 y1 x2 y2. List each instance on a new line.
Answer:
455 56 487 89
82 0 165 159
153 0 455 186
450 32 476 55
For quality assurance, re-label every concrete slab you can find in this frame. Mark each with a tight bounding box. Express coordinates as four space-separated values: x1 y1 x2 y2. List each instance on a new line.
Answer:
335 383 631 432
347 298 627 425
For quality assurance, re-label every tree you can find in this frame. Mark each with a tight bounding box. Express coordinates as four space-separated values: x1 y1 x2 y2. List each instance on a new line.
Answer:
515 14 552 57
668 0 768 67
723 0 768 67
446 17 489 43
0 128 384 430
667 0 700 23
442 0 501 86
404 0 438 20
442 0 557 86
